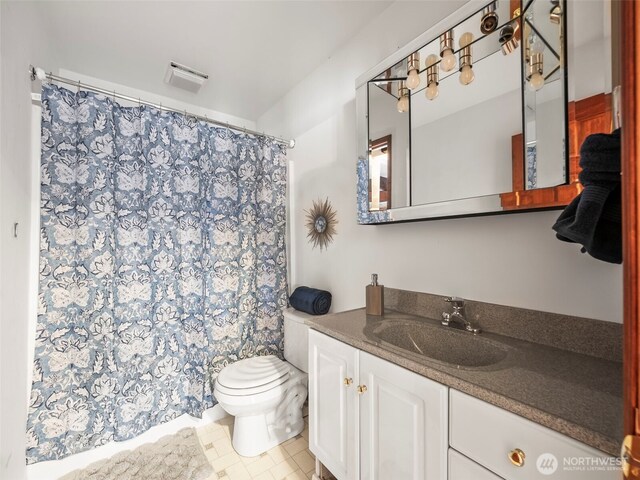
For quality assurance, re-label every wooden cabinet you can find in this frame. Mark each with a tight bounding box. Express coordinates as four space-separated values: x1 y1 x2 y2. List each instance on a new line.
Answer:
308 330 448 480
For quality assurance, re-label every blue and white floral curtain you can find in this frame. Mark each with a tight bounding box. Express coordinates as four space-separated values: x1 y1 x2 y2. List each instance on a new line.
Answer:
26 83 288 463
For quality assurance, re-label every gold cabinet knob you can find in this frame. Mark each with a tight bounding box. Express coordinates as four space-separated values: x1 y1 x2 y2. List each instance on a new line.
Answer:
357 385 368 394
508 448 526 467
343 377 353 386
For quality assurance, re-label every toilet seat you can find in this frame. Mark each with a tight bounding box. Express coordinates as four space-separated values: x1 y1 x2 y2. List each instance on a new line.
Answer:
215 355 291 396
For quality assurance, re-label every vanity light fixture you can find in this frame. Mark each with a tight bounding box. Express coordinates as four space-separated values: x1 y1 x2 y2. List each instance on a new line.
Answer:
425 54 439 100
406 52 421 90
480 2 499 34
458 32 475 85
396 81 409 113
439 30 457 72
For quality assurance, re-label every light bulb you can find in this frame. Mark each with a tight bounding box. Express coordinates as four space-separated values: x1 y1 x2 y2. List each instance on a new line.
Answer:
397 95 409 113
406 69 420 90
459 65 475 85
440 49 456 72
459 32 474 48
425 54 439 68
529 72 545 91
426 82 439 100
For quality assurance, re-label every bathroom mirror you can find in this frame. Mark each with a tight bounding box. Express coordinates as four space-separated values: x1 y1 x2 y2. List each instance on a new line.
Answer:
521 0 566 191
356 0 612 224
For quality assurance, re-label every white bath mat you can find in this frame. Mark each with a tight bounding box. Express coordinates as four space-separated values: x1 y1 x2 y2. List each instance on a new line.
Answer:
60 428 213 480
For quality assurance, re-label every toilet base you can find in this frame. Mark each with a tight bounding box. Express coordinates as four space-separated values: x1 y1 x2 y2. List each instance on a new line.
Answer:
232 413 304 457
230 381 307 457
214 359 308 458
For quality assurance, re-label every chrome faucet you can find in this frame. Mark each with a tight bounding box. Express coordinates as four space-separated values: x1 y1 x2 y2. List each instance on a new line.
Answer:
441 297 481 334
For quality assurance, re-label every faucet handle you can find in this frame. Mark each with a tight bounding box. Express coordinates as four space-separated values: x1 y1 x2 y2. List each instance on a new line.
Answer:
444 296 465 306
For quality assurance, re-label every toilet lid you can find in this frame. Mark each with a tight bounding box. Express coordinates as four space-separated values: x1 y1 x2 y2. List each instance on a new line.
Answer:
215 355 290 394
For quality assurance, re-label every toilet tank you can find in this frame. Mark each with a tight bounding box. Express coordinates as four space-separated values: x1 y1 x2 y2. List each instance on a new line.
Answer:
283 308 311 373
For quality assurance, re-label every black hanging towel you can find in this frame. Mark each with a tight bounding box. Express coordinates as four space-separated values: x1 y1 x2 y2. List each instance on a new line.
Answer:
552 128 622 264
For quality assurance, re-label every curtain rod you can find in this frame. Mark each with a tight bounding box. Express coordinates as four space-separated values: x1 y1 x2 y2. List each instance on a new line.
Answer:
29 66 295 149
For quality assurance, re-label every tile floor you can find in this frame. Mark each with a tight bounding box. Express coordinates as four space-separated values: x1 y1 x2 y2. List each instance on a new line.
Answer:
196 414 315 480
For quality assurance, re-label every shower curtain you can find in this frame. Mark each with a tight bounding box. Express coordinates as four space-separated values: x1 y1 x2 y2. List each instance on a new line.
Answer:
26 83 288 463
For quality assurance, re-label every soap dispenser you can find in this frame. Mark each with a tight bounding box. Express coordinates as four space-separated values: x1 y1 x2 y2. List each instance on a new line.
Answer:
366 274 384 316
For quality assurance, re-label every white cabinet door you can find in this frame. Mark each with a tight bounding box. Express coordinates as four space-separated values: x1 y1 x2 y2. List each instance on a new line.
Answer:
359 351 448 480
308 330 359 480
449 449 504 480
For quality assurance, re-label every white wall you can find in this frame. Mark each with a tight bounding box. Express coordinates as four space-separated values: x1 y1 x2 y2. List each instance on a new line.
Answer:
411 89 519 205
257 0 623 323
0 4 59 478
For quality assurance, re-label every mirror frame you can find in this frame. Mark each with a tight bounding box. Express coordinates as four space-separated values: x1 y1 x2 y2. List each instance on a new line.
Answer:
356 0 569 225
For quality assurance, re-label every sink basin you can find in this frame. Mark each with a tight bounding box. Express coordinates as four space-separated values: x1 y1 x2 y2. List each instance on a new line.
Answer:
364 319 510 368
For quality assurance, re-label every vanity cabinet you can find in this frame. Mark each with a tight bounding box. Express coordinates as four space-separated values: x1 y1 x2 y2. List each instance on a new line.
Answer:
449 390 619 480
308 330 448 480
310 330 621 480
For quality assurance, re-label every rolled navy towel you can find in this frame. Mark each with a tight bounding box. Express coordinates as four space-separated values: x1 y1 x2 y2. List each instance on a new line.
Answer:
289 286 332 315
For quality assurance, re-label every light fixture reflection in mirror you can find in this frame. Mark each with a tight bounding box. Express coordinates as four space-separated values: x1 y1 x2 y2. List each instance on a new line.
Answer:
549 0 561 24
458 32 475 85
480 1 499 34
397 80 409 113
528 52 544 90
499 21 519 55
425 54 439 100
406 52 421 90
439 30 457 72
526 33 545 91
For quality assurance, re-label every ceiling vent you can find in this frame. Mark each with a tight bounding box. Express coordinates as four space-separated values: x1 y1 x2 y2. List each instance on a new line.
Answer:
164 62 209 93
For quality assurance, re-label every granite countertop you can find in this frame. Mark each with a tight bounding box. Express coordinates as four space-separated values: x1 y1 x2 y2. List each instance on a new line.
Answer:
306 308 623 456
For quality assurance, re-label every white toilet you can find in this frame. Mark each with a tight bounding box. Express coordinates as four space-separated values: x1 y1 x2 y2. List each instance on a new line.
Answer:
213 309 310 457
